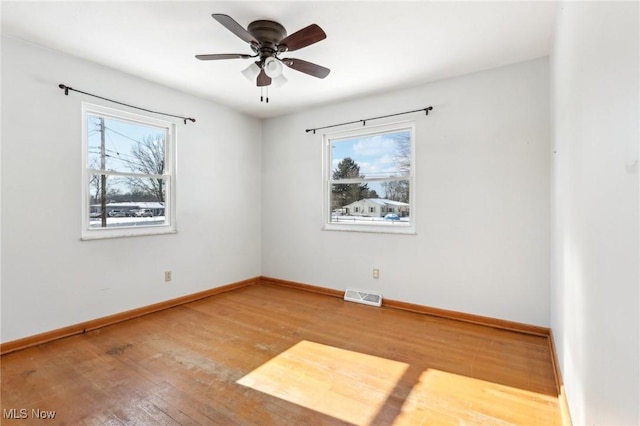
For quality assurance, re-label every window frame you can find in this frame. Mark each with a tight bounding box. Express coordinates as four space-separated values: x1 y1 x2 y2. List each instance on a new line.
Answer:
81 102 177 240
322 120 416 234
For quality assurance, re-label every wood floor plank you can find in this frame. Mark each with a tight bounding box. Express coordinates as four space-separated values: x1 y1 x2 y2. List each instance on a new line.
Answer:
1 282 561 425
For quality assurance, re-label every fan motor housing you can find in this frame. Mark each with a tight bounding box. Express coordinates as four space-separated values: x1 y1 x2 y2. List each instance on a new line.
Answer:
248 20 287 49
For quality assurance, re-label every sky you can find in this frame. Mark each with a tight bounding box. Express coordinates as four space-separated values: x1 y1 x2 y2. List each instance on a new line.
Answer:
86 114 167 200
330 129 411 197
87 114 165 174
331 130 410 179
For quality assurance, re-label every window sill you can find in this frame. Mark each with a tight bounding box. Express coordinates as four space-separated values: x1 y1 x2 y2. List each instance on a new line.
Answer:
81 225 177 240
322 223 416 235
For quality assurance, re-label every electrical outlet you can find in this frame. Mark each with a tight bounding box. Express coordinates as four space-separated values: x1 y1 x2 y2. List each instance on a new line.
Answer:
164 271 172 282
373 268 380 279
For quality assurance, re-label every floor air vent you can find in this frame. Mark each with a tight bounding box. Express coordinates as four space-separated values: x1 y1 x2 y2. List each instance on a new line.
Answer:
344 289 383 307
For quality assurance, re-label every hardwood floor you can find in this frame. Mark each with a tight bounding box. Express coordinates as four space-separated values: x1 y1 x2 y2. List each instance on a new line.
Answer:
1 283 562 425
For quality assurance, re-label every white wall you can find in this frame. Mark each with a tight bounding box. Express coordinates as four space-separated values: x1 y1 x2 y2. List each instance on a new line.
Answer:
262 58 551 326
550 2 639 425
1 36 263 343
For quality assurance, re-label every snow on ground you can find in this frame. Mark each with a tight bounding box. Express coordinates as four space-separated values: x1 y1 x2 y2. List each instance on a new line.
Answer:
90 215 409 228
331 216 410 226
89 216 166 228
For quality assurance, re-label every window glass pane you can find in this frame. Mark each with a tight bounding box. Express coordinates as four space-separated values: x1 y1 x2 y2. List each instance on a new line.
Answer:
324 122 414 234
331 130 411 180
82 103 175 239
330 181 410 225
87 114 166 175
88 174 167 228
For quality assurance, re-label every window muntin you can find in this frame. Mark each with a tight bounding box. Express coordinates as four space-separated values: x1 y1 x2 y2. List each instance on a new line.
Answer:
324 121 415 234
81 103 176 239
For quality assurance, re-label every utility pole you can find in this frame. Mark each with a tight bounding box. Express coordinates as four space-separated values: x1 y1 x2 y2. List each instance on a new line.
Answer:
100 117 107 228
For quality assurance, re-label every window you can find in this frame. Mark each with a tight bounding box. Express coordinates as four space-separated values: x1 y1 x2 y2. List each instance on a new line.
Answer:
81 103 176 239
323 121 415 234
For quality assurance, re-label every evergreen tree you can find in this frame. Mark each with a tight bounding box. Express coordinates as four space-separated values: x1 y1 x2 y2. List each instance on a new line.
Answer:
331 157 373 209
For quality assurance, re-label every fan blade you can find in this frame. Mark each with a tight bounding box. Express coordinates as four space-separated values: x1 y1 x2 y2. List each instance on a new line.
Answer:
196 54 253 60
257 68 272 87
212 14 258 44
278 24 326 52
283 58 330 79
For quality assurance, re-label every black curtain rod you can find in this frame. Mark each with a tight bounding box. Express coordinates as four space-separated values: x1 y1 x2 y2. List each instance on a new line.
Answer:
58 84 196 124
305 106 433 134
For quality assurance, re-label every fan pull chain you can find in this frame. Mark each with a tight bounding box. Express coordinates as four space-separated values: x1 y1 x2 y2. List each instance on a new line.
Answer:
259 86 270 103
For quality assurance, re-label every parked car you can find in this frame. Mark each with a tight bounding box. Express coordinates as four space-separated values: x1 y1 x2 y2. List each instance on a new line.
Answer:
384 213 400 221
127 209 140 217
108 210 126 217
136 209 153 217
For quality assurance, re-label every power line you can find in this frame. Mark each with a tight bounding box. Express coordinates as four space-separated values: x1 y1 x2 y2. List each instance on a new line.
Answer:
88 150 147 170
104 125 164 145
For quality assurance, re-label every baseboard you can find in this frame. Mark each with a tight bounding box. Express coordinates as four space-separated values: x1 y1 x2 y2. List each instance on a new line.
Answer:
260 276 344 298
260 276 550 337
548 329 573 425
3 273 569 421
261 276 572 421
383 298 550 337
2 274 552 356
0 276 260 356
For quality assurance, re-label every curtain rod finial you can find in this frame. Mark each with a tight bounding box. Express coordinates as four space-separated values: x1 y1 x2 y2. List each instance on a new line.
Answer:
58 84 70 95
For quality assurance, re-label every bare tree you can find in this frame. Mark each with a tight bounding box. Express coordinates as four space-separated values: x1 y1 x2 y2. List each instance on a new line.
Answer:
382 132 411 203
88 159 102 205
393 132 411 173
127 135 165 202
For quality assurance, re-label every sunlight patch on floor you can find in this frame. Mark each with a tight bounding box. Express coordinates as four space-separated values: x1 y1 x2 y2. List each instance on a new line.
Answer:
394 369 561 425
237 340 409 425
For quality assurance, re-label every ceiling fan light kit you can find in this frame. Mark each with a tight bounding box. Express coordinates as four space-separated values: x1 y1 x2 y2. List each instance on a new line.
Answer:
264 57 283 78
196 13 330 103
271 74 288 88
241 62 261 81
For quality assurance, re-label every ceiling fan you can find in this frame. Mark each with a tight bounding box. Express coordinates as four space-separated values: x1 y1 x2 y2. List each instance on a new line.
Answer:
196 14 330 93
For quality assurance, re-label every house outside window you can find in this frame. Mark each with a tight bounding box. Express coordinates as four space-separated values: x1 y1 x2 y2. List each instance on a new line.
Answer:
323 121 416 234
81 103 177 239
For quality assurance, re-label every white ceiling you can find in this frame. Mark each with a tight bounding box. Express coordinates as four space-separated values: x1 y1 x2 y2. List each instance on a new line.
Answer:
1 1 557 119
